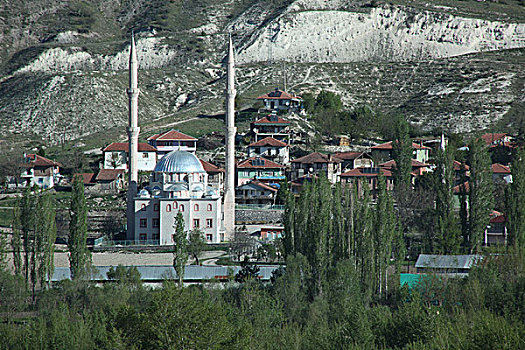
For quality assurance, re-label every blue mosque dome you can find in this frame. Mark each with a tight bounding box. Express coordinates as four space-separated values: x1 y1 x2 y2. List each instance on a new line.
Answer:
154 150 205 173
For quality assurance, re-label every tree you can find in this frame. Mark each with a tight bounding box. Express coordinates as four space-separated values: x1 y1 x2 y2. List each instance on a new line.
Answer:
68 175 91 280
230 226 255 262
392 116 412 191
187 228 205 265
506 147 525 248
314 90 343 113
466 138 494 253
172 212 187 287
101 210 123 241
434 144 461 254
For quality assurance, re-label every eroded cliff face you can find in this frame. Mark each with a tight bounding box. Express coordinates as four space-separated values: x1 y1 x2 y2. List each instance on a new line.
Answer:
237 5 525 63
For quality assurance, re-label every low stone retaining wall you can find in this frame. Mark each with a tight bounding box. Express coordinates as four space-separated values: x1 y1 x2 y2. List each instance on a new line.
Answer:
235 209 283 224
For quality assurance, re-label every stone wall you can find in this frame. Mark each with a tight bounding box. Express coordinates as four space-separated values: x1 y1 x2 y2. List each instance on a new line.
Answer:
235 209 283 224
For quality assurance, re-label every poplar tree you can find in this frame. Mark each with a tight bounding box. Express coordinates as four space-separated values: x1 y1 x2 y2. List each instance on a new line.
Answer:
282 187 296 258
392 116 412 191
505 147 525 248
172 212 187 287
467 138 494 253
434 145 461 254
11 206 22 276
68 175 91 280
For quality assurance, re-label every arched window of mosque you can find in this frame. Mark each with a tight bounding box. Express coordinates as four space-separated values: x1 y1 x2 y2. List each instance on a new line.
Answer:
141 204 146 211
207 204 212 211
179 204 185 212
166 204 172 212
173 201 178 209
194 204 199 212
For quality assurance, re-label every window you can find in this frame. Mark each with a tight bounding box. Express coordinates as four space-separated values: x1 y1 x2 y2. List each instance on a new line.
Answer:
193 219 200 228
153 218 159 228
194 204 199 211
152 233 160 240
206 219 213 228
154 204 159 211
206 234 212 241
139 218 147 228
179 204 184 212
139 233 147 241
207 204 212 211
142 152 149 158
166 204 172 212
141 204 146 211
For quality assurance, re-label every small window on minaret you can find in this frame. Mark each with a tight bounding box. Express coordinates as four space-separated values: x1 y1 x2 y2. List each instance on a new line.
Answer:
166 204 172 212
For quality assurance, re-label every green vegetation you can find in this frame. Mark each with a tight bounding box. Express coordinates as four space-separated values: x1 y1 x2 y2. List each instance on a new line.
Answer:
68 176 91 280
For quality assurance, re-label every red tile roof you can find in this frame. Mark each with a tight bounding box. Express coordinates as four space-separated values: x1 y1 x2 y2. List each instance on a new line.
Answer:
23 154 61 168
96 169 125 182
453 160 469 171
492 163 511 174
291 152 342 164
341 167 392 177
453 181 470 194
237 157 284 169
490 211 506 224
333 151 365 160
199 159 224 173
371 141 430 150
147 130 198 141
481 133 507 146
256 88 302 100
248 137 288 147
75 173 96 185
253 115 291 125
103 142 157 152
379 159 429 169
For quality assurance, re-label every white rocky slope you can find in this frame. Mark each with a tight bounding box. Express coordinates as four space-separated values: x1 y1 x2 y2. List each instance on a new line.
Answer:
237 5 525 63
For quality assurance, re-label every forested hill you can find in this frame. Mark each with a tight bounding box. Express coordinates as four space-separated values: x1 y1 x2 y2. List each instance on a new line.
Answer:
0 0 524 154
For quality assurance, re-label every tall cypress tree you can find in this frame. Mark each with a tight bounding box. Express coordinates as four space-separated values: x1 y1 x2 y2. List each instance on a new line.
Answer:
68 175 91 280
467 138 494 253
172 211 187 287
506 147 525 248
434 145 461 254
11 205 22 276
282 186 296 258
392 116 412 191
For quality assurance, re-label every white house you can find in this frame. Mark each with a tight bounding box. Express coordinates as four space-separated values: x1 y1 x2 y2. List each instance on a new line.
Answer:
147 130 198 156
133 150 223 244
247 136 290 165
256 88 302 113
20 154 62 189
103 142 157 171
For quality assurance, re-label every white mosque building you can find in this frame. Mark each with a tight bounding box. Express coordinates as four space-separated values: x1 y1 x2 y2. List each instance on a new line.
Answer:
133 150 223 244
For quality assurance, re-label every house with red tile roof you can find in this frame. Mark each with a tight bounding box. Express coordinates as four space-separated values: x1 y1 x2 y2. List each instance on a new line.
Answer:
236 156 285 187
379 159 430 176
235 180 279 206
340 167 394 197
256 88 302 113
371 141 430 163
485 211 507 246
20 154 62 189
481 133 512 147
103 142 157 171
334 151 374 171
492 163 512 184
147 129 198 155
247 136 290 165
290 152 342 183
200 159 224 194
95 169 125 193
250 114 291 142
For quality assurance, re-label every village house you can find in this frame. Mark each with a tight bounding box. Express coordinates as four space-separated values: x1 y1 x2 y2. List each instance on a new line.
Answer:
290 152 342 184
453 160 469 185
481 133 513 147
486 211 507 246
289 174 316 194
147 129 198 157
20 154 62 189
247 137 290 165
102 142 157 171
379 159 430 177
200 159 224 195
235 180 278 206
334 151 374 171
371 141 430 163
492 163 512 184
340 167 394 197
256 87 302 113
76 169 125 194
259 226 284 241
236 156 285 187
250 114 291 142
415 254 482 276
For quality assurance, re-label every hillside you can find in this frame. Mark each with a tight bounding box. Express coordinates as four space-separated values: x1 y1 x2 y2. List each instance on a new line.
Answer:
0 0 524 155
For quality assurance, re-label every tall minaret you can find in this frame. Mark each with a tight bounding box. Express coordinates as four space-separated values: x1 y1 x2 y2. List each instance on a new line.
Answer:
126 32 140 240
223 35 236 241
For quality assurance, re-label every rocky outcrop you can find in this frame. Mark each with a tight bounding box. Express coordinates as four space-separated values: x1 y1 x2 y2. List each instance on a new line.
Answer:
238 5 525 63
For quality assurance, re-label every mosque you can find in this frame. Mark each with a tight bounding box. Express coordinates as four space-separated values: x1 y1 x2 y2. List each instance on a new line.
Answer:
124 33 236 245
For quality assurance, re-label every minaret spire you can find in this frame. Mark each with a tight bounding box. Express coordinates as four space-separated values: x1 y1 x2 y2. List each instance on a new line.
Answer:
223 34 236 241
126 31 140 241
